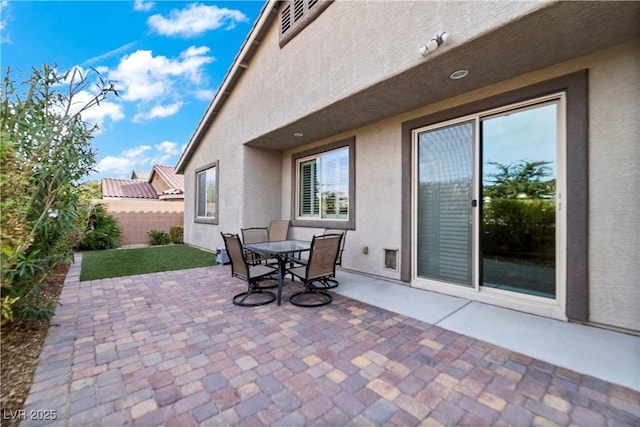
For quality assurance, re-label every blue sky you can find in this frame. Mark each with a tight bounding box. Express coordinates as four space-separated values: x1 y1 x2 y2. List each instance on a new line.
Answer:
1 0 264 181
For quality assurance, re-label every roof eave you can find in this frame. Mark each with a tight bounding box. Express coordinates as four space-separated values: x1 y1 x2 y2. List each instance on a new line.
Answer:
175 0 280 174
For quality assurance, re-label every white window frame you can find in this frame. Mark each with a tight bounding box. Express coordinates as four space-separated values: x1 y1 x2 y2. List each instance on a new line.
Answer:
291 136 355 229
195 161 218 224
296 146 349 221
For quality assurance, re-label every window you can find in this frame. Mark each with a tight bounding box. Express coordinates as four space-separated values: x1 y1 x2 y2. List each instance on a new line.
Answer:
195 161 218 224
291 137 355 229
297 147 348 219
279 0 332 47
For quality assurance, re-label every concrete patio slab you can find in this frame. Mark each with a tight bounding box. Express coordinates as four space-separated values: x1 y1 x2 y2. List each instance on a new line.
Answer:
334 272 470 326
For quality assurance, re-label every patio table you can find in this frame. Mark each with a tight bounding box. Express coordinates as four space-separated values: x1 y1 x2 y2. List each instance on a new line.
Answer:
243 240 311 305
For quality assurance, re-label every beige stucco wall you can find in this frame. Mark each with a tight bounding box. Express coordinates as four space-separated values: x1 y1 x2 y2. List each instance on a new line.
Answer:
280 41 639 331
587 43 640 331
180 0 637 330
182 128 283 252
150 174 168 194
101 199 184 246
220 0 548 146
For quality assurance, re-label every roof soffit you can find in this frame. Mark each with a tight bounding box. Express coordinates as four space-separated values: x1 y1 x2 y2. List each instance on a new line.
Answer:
245 1 640 150
178 0 640 158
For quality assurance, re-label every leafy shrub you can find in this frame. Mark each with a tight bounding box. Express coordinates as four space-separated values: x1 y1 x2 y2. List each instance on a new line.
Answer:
148 229 171 245
1 64 117 322
76 204 122 251
169 226 183 244
482 198 555 260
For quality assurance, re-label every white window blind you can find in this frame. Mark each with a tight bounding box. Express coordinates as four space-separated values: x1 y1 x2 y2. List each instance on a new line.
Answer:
298 159 318 217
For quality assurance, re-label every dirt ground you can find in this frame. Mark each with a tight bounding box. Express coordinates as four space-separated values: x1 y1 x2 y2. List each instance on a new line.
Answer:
1 263 68 427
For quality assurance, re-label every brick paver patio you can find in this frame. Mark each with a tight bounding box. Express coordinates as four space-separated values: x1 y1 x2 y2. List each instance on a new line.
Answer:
20 256 640 426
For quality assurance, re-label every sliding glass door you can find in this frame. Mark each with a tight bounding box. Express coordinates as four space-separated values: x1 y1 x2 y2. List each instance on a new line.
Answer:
414 96 563 301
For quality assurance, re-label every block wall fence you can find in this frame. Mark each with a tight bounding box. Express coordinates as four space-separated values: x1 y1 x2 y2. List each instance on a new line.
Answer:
100 199 184 246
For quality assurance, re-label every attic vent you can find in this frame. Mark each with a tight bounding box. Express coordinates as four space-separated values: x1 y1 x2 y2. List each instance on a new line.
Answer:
293 0 304 21
279 0 333 47
281 5 291 34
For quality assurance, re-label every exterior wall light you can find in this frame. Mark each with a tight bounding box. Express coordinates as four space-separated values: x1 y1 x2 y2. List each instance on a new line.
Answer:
419 31 448 57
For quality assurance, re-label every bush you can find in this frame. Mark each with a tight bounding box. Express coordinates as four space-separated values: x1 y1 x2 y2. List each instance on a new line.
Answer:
1 64 117 322
76 204 122 250
148 229 171 246
169 226 183 244
482 198 555 261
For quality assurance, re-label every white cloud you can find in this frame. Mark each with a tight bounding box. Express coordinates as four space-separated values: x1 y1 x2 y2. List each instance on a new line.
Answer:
96 145 152 174
134 0 155 12
96 156 139 175
51 67 125 131
96 142 182 175
107 47 214 102
155 141 178 155
195 89 215 101
149 141 179 165
147 3 248 37
149 153 172 166
1 0 11 43
79 94 125 130
133 101 183 122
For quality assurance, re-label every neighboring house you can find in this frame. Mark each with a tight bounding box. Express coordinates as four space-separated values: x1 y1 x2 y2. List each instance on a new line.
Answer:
102 164 185 201
100 165 184 245
175 1 640 334
131 170 150 181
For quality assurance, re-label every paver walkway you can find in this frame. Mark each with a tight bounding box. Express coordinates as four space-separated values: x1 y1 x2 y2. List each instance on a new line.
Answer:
21 257 640 426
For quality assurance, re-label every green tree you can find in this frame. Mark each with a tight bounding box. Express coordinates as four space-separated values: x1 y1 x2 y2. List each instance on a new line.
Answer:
1 64 117 321
484 160 555 199
482 160 556 258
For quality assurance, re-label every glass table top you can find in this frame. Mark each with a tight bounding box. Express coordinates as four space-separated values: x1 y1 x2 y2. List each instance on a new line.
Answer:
243 240 311 254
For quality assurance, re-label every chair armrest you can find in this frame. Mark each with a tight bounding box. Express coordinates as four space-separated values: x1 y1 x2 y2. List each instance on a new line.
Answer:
287 256 307 267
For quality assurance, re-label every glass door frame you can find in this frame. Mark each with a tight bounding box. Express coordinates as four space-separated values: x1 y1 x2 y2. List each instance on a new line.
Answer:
411 93 567 316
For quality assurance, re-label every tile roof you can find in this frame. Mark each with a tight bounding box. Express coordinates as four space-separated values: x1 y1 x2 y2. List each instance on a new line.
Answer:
101 178 158 199
152 165 184 194
130 170 150 180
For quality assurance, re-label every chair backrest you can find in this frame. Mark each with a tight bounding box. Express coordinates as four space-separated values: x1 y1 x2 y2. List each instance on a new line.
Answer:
306 234 342 280
242 227 269 244
221 233 249 280
269 220 290 241
323 229 347 266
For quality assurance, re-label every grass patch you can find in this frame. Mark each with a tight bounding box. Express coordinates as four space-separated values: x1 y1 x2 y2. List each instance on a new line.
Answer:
80 245 216 281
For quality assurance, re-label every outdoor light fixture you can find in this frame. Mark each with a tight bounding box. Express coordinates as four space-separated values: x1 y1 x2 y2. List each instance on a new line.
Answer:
419 31 448 56
449 69 469 80
293 132 304 137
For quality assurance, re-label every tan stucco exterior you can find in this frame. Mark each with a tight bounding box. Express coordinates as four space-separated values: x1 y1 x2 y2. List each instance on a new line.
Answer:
179 1 639 332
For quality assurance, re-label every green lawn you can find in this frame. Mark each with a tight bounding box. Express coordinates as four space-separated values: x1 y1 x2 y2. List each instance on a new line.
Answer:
80 245 216 281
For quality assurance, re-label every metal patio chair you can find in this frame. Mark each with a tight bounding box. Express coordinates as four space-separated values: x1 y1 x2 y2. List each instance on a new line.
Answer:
241 227 270 265
269 220 290 241
320 228 347 288
221 233 277 307
288 233 342 307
